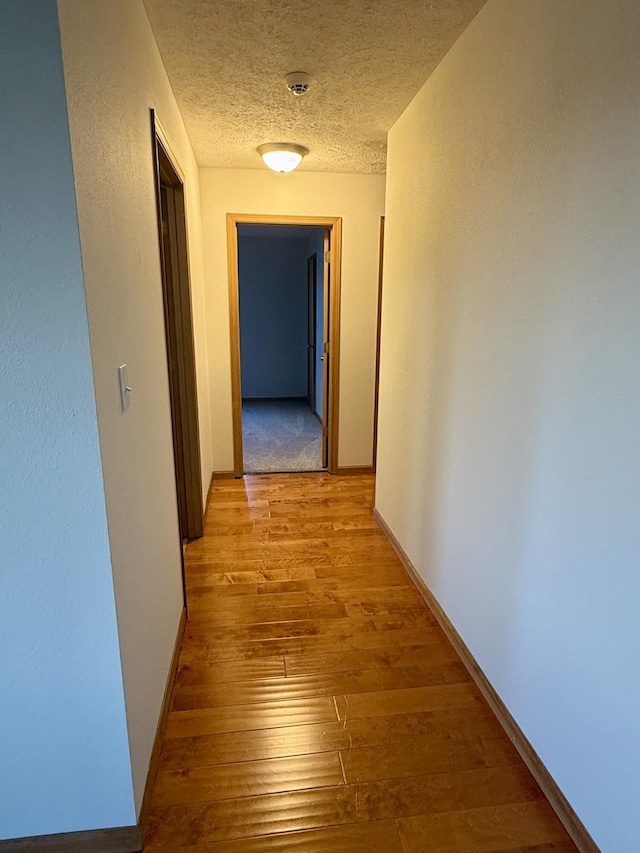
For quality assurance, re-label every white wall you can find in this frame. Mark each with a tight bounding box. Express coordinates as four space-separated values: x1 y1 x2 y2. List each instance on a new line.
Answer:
0 0 134 838
57 0 212 813
200 169 385 472
376 1 640 850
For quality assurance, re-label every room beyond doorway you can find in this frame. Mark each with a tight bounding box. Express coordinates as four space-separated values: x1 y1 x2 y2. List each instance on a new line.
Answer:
227 214 343 477
237 224 324 474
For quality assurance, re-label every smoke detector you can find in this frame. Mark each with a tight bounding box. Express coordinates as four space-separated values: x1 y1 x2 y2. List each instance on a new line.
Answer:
285 71 312 97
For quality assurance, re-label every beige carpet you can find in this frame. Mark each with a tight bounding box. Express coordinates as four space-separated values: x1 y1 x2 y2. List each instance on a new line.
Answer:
242 399 323 473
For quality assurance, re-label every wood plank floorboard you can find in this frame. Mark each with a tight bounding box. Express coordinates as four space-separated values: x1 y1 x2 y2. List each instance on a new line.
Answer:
161 819 405 852
143 473 577 851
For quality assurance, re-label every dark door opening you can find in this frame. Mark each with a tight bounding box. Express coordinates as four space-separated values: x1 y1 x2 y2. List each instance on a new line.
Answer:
372 215 385 473
152 113 203 541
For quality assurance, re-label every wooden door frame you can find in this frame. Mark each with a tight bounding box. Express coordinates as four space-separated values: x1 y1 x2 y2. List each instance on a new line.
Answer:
321 229 331 470
226 213 343 476
372 215 385 473
151 111 204 542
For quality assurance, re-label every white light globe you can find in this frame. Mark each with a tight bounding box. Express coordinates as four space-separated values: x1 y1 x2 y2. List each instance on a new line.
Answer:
257 143 308 173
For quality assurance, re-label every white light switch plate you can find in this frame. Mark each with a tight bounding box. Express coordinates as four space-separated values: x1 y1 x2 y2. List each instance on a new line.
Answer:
118 364 131 412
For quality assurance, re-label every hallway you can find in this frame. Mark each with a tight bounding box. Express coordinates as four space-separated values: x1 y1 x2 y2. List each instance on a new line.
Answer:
143 474 576 851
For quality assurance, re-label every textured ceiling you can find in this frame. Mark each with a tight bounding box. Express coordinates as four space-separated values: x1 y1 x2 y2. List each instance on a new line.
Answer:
143 0 487 173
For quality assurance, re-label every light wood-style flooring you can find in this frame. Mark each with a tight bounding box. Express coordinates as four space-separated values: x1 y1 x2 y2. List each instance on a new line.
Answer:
144 474 577 852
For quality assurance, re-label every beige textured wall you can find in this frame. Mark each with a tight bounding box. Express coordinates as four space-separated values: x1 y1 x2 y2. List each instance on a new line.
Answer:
376 1 640 850
57 0 211 812
199 169 385 471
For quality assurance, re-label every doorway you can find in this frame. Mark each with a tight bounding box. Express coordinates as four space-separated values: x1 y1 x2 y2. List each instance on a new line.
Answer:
152 113 203 541
372 215 385 473
227 214 342 477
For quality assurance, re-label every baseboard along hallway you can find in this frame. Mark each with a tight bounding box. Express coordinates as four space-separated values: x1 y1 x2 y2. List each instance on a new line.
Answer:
142 474 579 851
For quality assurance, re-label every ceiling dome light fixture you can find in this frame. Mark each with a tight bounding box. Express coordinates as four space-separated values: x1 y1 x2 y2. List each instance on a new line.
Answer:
257 143 308 173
